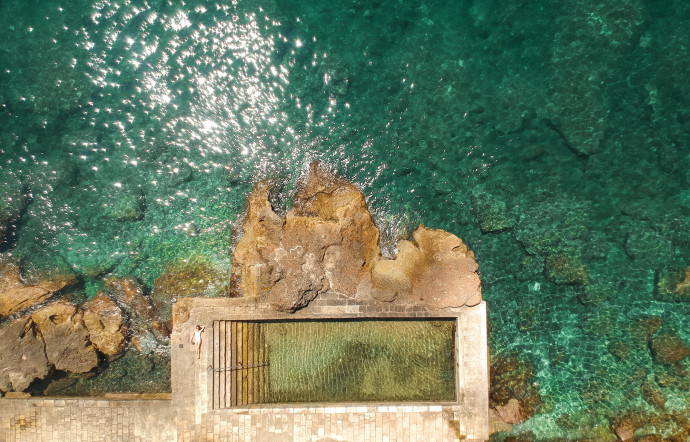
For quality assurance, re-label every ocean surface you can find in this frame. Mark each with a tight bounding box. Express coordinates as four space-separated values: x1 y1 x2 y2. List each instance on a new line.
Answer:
1 0 689 438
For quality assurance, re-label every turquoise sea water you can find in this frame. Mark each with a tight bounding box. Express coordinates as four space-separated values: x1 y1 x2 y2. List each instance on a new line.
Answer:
1 0 689 438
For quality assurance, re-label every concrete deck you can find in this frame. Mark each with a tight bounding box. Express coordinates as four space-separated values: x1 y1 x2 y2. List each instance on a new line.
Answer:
0 295 489 441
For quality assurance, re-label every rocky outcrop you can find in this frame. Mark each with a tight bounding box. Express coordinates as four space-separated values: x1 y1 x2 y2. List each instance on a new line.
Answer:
371 226 481 308
83 293 127 357
0 317 50 392
231 162 482 312
31 300 99 373
0 262 77 317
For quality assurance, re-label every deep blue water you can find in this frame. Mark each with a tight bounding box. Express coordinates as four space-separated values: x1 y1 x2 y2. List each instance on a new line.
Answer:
1 0 689 438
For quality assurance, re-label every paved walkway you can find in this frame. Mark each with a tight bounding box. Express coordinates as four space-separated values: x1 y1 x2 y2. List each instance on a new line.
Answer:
0 397 175 441
1 399 472 441
0 298 489 441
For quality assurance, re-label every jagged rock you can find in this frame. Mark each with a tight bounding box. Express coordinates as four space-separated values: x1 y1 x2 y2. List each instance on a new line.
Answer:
83 293 127 357
0 262 78 317
0 317 50 392
610 411 648 442
31 300 99 373
649 333 690 365
231 162 481 312
488 408 513 434
656 267 690 302
107 277 166 335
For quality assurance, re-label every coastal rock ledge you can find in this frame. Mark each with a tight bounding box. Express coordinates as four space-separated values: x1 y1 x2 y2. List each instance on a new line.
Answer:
231 162 482 312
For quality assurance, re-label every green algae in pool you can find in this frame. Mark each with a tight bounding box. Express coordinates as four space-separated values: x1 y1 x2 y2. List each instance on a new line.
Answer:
261 319 456 403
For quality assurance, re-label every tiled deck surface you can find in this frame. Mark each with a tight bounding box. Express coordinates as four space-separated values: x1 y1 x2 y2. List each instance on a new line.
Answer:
0 297 489 441
0 397 175 442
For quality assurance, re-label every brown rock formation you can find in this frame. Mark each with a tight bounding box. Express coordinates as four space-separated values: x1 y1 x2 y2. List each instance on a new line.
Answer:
83 293 127 357
649 333 690 365
371 226 481 307
489 354 542 424
107 277 168 338
31 300 99 373
630 315 662 345
0 317 50 392
0 262 77 317
231 162 482 312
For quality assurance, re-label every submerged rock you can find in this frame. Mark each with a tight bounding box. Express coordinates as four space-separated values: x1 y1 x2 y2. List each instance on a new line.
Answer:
641 381 666 409
103 187 147 222
231 161 481 312
545 253 589 285
0 262 77 317
656 267 690 302
629 315 662 345
152 262 227 328
31 300 99 374
608 340 631 361
0 317 50 393
649 333 690 365
489 354 542 424
473 194 515 233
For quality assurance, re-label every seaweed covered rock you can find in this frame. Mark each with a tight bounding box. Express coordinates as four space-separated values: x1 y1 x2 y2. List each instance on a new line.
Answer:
0 316 50 392
641 381 666 409
0 261 77 317
230 161 482 312
31 300 99 374
103 186 147 222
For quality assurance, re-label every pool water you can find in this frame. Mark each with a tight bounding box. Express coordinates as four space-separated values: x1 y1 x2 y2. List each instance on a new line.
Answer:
264 319 456 403
1 0 689 438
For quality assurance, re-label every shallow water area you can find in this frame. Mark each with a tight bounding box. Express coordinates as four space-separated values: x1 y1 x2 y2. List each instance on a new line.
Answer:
1 0 689 439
